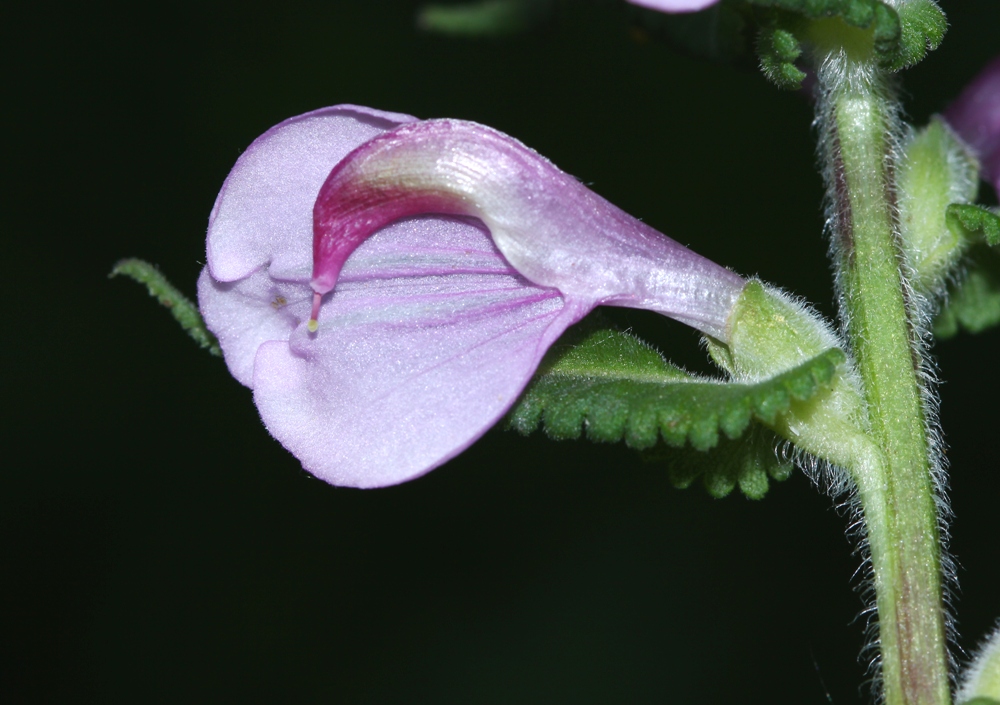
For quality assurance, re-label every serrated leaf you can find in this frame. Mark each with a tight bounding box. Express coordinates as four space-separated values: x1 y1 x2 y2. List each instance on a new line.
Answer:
934 246 1000 339
750 0 898 43
748 1 897 89
747 0 943 87
759 26 807 89
417 0 554 37
887 0 946 71
644 426 792 500
508 322 844 455
948 204 1000 247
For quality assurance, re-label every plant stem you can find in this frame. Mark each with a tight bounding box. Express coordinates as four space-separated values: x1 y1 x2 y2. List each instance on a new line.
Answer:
818 59 950 705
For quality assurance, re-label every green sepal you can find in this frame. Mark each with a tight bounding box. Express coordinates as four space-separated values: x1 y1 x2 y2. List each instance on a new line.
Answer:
948 204 1000 248
644 426 792 500
958 624 1000 705
897 118 979 294
110 258 222 356
934 246 1000 339
507 319 844 453
416 0 554 37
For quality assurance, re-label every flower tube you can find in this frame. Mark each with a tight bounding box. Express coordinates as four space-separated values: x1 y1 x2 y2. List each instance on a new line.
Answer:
199 106 745 488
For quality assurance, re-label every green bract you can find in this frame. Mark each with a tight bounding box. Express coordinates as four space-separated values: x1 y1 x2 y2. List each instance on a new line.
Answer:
507 315 844 498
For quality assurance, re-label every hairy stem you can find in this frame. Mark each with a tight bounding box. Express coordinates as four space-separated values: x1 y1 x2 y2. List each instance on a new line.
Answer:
817 57 950 705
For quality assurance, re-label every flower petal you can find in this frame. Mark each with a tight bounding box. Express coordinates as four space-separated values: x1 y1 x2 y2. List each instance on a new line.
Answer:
207 105 417 283
200 105 746 488
312 119 745 340
945 56 1000 193
625 0 720 13
251 215 588 488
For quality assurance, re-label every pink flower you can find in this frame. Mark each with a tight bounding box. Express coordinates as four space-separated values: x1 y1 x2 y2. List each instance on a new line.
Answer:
625 0 720 13
198 106 745 488
945 55 1000 195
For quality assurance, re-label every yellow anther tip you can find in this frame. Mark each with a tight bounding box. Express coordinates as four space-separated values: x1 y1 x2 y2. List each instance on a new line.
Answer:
307 318 319 333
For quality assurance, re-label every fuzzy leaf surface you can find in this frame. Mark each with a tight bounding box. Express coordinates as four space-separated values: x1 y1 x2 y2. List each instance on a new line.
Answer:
508 323 844 452
644 426 793 500
948 204 1000 247
748 0 943 87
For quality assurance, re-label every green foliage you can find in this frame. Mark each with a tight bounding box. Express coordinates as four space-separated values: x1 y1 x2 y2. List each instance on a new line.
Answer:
645 427 792 500
110 258 222 356
633 0 901 89
948 204 1000 247
960 699 1000 705
745 0 944 88
417 0 554 37
897 119 979 293
508 320 843 497
935 246 1000 339
759 26 806 89
749 0 898 88
888 0 947 71
750 0 899 50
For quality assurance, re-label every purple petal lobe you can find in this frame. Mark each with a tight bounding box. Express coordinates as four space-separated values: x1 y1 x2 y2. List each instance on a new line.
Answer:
313 120 745 340
207 105 417 283
252 216 588 488
945 56 1000 193
626 0 720 12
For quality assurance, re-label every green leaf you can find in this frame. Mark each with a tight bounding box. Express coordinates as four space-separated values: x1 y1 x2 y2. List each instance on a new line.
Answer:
888 0 946 71
748 0 899 48
960 699 1000 705
934 246 1000 339
948 204 1000 248
644 426 793 500
759 26 807 89
746 0 944 87
416 0 554 37
110 258 222 356
508 320 844 452
748 0 899 88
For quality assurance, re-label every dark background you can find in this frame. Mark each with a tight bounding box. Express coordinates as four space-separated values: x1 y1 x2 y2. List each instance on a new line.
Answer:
3 1 998 702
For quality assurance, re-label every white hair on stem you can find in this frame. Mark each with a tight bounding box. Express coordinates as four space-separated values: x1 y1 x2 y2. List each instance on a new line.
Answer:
811 45 959 697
